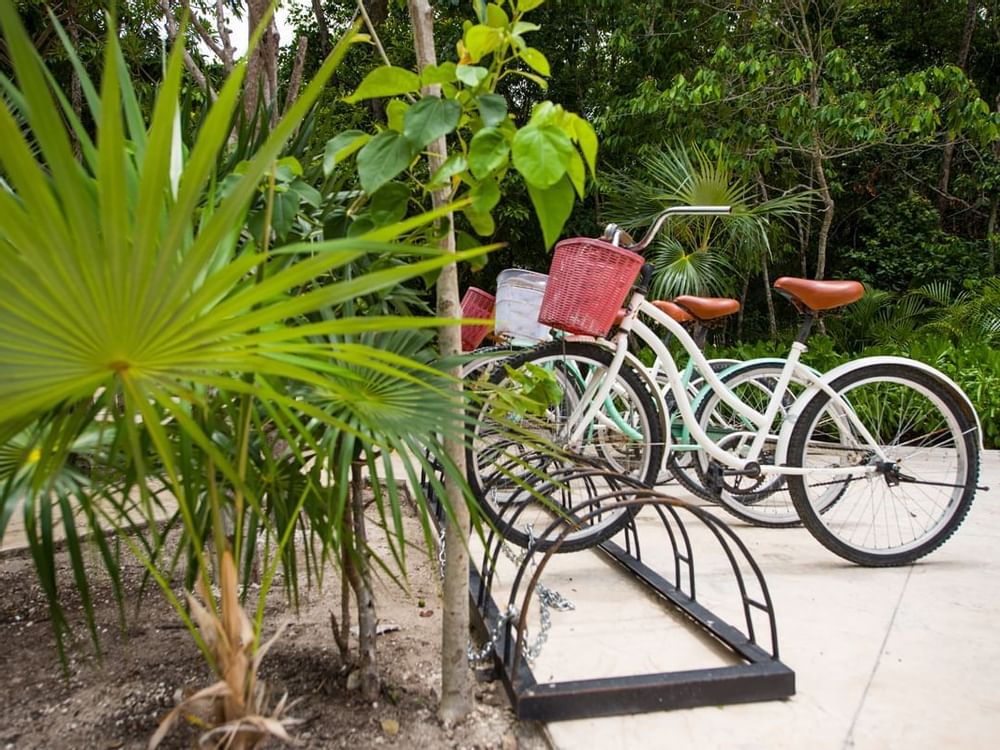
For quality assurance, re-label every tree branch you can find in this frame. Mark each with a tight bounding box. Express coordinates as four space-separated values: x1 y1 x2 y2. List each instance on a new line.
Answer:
158 0 216 98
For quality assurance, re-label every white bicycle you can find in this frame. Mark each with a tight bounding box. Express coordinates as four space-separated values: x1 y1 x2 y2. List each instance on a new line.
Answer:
470 206 985 566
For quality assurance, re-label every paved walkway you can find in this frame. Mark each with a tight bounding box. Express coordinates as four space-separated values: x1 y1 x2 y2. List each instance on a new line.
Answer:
541 450 1000 750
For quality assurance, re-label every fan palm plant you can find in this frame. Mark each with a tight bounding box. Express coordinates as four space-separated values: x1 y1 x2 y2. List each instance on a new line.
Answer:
0 5 484 747
601 142 811 298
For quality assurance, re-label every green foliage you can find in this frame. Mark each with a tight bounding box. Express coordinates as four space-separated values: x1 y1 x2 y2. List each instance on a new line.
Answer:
840 190 991 291
334 0 597 249
0 6 484 704
602 142 812 296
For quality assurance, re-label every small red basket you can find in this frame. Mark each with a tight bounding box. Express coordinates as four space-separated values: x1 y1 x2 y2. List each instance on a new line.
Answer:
460 287 496 351
537 238 644 336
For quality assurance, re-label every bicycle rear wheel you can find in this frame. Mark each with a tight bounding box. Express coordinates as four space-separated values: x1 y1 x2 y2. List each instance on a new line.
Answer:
786 363 979 566
467 340 664 551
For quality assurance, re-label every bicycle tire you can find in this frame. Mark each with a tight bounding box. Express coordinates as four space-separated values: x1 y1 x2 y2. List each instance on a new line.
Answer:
467 340 664 552
691 361 807 527
786 362 980 566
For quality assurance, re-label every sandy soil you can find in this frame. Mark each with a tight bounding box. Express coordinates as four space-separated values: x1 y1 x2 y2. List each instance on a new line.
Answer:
0 503 546 750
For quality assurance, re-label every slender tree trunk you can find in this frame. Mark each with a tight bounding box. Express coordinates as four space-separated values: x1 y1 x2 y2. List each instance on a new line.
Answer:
283 36 309 115
311 0 331 53
343 461 378 701
755 173 778 337
937 0 978 215
407 0 473 723
68 0 81 156
812 147 834 280
988 196 998 276
762 255 777 338
245 0 280 121
736 274 749 339
159 0 215 97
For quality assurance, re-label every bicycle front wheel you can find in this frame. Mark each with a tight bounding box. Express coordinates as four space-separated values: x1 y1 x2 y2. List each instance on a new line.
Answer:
467 340 664 551
786 363 980 566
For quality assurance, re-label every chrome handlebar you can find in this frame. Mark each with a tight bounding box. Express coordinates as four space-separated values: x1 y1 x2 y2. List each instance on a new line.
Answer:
602 205 732 252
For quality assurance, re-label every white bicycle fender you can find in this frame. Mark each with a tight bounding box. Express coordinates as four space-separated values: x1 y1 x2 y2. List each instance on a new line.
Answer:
776 355 985 462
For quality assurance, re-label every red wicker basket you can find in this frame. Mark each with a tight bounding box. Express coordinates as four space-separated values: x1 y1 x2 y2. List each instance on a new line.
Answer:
460 287 496 351
537 238 644 336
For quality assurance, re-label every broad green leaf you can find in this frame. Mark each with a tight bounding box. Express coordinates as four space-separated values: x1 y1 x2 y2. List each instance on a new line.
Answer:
403 97 461 150
566 150 586 198
527 174 574 249
456 65 489 87
323 130 369 176
572 117 598 176
485 4 509 27
465 207 495 236
470 177 501 214
464 25 503 62
275 156 303 182
512 21 541 35
386 99 409 132
345 66 420 103
428 153 468 189
528 100 558 126
291 179 322 208
516 70 548 90
369 182 410 227
271 189 300 238
421 62 458 85
518 0 545 11
477 94 508 127
512 125 573 188
519 48 550 77
357 131 417 194
468 127 510 179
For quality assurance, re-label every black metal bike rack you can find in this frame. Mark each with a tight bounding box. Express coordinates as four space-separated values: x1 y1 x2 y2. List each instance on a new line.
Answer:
423 455 795 722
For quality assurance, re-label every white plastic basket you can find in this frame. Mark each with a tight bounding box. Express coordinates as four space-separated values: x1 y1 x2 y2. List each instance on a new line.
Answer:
494 269 551 344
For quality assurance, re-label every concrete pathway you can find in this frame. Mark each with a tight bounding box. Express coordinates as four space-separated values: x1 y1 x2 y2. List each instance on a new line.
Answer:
541 450 1000 750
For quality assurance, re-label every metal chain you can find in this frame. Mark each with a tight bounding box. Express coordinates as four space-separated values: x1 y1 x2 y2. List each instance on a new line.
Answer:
467 605 519 664
438 519 576 666
523 582 575 663
437 525 447 580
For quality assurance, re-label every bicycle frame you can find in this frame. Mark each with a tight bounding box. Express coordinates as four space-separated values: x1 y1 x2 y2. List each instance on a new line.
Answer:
563 290 888 478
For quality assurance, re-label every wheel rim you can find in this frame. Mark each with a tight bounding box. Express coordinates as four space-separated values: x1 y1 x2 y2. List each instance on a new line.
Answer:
797 375 970 557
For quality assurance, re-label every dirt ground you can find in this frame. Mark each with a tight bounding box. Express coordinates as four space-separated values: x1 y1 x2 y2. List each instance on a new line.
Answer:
0 504 548 750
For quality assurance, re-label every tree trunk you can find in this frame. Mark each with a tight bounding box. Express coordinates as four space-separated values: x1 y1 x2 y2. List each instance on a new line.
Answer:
343 461 378 701
283 36 309 115
158 0 215 97
988 195 998 276
936 0 978 215
406 0 474 723
68 0 81 157
245 0 280 122
311 0 331 54
762 254 777 338
755 173 778 337
812 147 834 280
736 274 749 339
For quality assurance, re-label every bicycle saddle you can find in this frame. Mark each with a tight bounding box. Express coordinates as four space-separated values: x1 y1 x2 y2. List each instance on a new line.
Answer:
773 277 864 311
673 296 741 321
613 299 694 327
